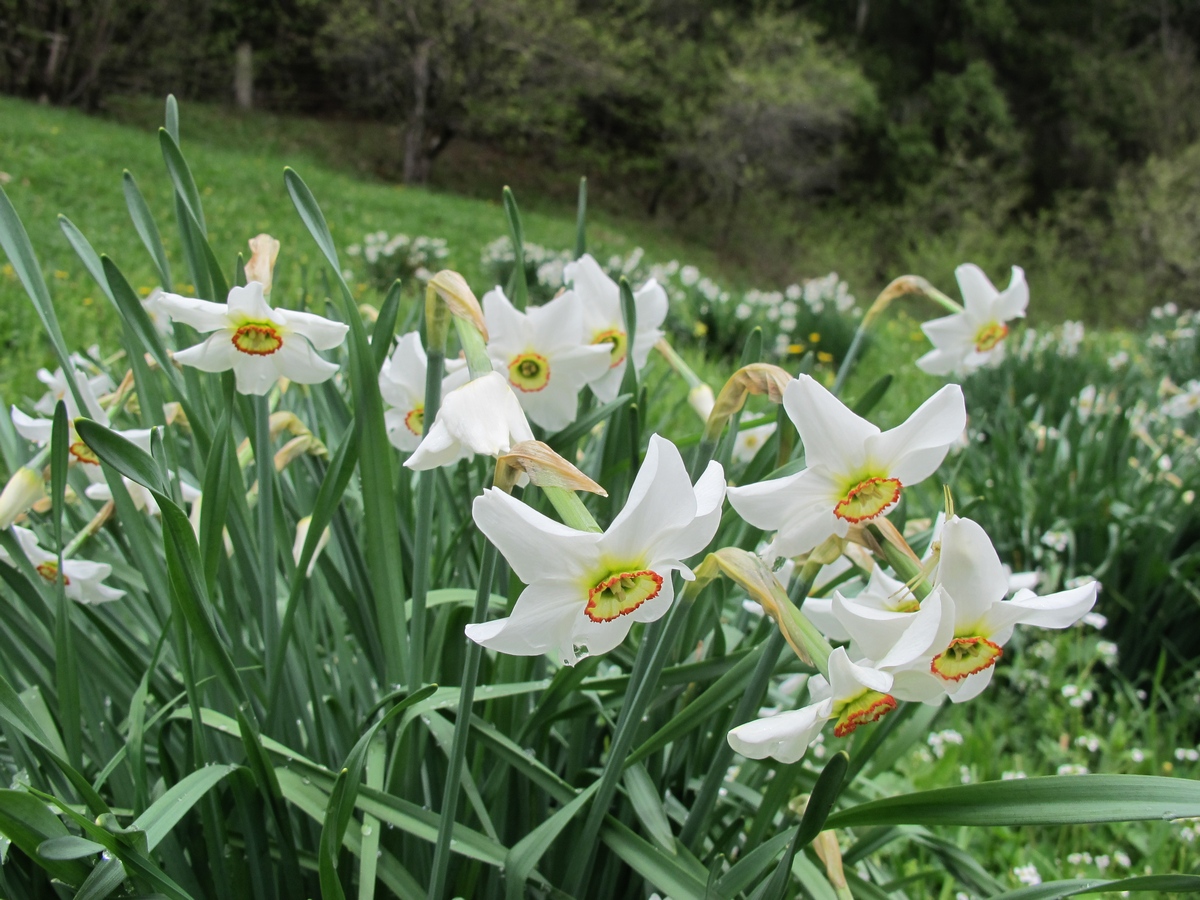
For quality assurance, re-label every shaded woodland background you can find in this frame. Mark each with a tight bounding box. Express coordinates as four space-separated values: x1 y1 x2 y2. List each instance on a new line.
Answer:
4 0 1200 320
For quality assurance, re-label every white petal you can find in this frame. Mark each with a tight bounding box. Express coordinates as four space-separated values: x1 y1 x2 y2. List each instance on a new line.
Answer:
231 355 280 396
274 340 340 385
936 517 1008 631
979 582 1098 635
278 308 349 351
226 282 280 323
174 333 237 373
954 264 999 314
465 578 589 662
528 290 587 354
572 609 640 658
798 597 852 642
784 375 875 473
889 669 949 703
472 487 600 585
156 293 231 332
379 332 430 409
992 266 1029 321
634 280 669 334
876 588 949 669
587 365 625 404
603 435 696 564
832 592 920 664
406 372 533 468
727 704 827 763
945 665 996 703
482 287 528 354
384 408 422 452
867 384 966 485
564 254 620 326
916 346 968 377
827 646 893 699
11 408 53 444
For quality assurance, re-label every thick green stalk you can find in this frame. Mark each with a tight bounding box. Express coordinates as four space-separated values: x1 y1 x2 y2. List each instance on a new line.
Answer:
426 539 499 900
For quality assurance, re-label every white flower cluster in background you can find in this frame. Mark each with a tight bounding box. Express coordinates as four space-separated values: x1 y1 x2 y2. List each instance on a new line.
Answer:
346 230 450 289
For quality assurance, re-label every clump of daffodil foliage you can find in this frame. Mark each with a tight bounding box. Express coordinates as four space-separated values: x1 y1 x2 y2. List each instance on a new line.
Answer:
0 97 1197 900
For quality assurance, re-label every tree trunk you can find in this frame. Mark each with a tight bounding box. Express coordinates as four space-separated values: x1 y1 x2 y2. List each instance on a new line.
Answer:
402 39 434 184
235 42 254 110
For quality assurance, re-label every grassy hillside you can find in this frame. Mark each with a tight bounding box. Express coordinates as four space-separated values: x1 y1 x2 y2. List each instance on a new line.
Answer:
0 96 734 404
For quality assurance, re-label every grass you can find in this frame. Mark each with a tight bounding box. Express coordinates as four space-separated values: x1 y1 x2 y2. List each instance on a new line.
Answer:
0 94 731 405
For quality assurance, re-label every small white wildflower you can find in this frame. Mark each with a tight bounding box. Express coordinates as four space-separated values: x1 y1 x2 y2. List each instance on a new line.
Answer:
1074 734 1101 753
1057 763 1089 776
1041 529 1071 552
1013 863 1042 886
1097 641 1118 665
1130 748 1146 763
1001 770 1027 780
960 765 972 784
1067 852 1093 866
1114 850 1131 868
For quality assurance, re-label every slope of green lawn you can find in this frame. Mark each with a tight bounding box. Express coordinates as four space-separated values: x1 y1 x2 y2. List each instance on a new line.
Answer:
0 95 731 405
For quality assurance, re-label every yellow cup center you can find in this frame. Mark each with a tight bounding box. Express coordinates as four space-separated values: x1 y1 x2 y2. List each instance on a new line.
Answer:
69 440 99 466
592 329 628 369
507 352 551 393
931 635 1003 682
974 321 1008 353
405 405 425 436
834 476 902 523
833 689 897 737
585 569 663 623
36 561 69 585
232 322 284 356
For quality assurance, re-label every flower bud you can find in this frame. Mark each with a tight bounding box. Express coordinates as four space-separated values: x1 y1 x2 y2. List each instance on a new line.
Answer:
245 233 281 295
0 467 46 529
427 270 488 342
495 440 607 496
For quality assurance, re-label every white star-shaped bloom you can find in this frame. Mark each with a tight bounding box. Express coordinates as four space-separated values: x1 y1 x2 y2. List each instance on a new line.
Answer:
917 264 1028 377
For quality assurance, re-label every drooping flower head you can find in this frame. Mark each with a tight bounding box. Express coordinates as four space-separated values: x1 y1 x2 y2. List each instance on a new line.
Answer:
727 375 966 560
404 371 535 471
727 647 896 764
158 282 349 395
562 254 668 402
481 287 612 431
917 264 1028 377
0 526 124 605
466 434 725 665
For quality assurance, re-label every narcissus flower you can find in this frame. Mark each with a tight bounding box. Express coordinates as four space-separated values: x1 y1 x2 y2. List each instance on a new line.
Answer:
726 375 966 559
405 371 535 471
34 362 112 418
0 526 123 605
917 264 1028 377
85 477 200 517
11 402 152 486
158 283 349 395
379 331 434 452
482 287 612 431
727 647 896 764
844 517 1098 705
466 434 725 664
563 254 668 403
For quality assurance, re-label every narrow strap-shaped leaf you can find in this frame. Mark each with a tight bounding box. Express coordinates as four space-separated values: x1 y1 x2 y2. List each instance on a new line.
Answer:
50 402 81 769
75 418 167 496
372 280 403 372
0 789 90 886
0 186 87 414
574 176 587 259
123 170 173 289
236 706 304 898
851 374 893 417
101 256 187 400
504 781 600 900
600 817 707 900
159 128 206 235
165 94 180 144
623 763 675 853
502 186 528 311
58 215 115 304
990 875 1200 899
826 774 1200 829
756 751 850 900
131 763 239 850
72 856 126 900
546 393 632 451
356 736 386 900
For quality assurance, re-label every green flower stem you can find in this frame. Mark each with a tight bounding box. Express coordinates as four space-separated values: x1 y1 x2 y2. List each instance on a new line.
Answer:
61 501 113 559
253 394 278 674
541 485 602 533
679 562 822 850
426 536 500 900
454 316 493 381
409 343 445 686
868 523 932 600
655 337 705 390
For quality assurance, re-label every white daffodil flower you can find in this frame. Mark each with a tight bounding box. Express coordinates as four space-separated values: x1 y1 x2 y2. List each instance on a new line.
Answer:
405 371 535 471
11 403 152 486
727 647 896 764
85 477 200 517
142 287 175 338
379 331 435 452
481 287 612 431
158 282 349 396
732 422 777 464
917 264 1029 377
726 375 966 560
466 434 725 665
0 526 123 605
562 254 668 403
34 361 113 418
871 517 1098 705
